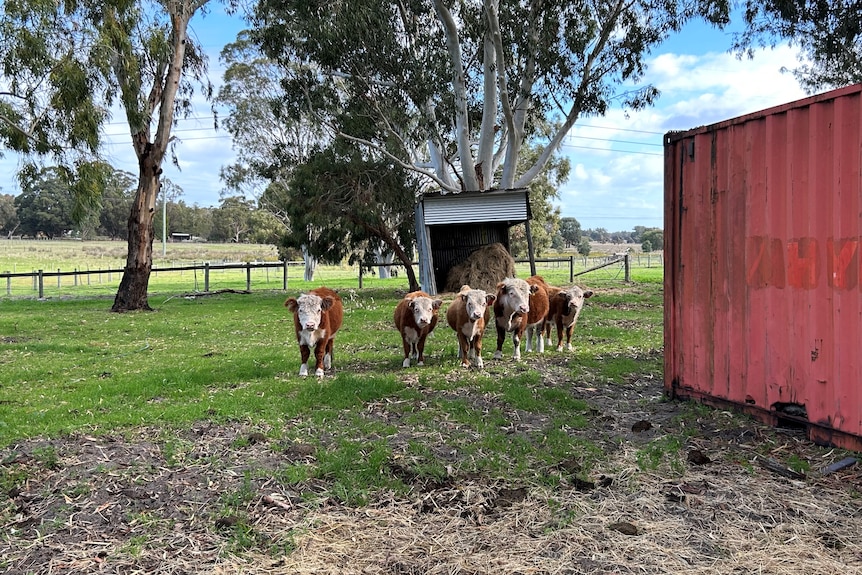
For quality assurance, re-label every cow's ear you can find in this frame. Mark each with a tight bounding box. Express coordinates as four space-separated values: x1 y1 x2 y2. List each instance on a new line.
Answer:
320 296 334 311
529 285 540 294
583 290 594 299
495 281 505 291
460 293 469 302
285 298 298 311
432 299 443 310
485 294 496 305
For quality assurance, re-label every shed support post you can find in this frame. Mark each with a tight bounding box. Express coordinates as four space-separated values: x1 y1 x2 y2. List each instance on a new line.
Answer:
525 219 537 277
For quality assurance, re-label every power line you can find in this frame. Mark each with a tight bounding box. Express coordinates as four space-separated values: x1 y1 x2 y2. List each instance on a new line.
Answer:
560 143 663 156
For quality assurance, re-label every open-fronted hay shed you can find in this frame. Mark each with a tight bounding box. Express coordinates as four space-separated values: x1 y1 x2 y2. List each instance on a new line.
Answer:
664 83 862 451
415 188 533 295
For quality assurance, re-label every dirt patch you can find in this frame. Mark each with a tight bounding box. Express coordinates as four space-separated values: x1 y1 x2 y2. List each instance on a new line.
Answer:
2 363 860 574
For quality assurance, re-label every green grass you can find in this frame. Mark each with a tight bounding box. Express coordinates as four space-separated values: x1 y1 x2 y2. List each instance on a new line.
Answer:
0 257 666 507
0 239 664 298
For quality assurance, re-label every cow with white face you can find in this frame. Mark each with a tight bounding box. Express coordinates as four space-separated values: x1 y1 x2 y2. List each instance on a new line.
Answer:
446 285 496 368
544 285 594 352
492 277 543 360
394 291 443 367
284 287 344 377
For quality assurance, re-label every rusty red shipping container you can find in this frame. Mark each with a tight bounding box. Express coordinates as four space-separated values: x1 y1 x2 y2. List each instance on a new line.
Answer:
664 83 862 451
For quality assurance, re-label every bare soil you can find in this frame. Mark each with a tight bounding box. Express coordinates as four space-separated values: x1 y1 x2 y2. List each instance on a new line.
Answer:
2 358 860 574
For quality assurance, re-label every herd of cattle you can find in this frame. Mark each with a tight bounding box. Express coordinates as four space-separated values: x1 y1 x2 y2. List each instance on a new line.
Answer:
284 276 593 377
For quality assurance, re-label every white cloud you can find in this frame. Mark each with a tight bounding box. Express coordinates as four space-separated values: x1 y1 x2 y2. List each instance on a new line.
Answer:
557 42 812 231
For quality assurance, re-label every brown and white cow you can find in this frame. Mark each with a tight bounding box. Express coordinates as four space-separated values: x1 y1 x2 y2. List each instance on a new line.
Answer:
446 285 496 369
394 291 443 367
544 285 594 352
492 276 549 360
523 275 554 353
284 287 344 377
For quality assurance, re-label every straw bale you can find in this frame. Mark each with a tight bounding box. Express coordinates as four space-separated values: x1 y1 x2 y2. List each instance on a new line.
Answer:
444 242 515 293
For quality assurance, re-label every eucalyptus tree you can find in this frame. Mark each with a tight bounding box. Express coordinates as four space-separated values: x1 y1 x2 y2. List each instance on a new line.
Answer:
13 167 76 238
0 0 104 163
0 0 110 225
217 32 326 280
275 140 423 292
2 0 215 311
734 0 862 92
0 194 19 238
251 0 730 195
93 0 213 311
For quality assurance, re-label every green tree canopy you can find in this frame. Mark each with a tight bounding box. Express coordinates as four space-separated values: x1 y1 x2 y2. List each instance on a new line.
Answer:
13 167 75 238
272 142 422 291
251 0 730 194
559 217 582 249
0 193 19 237
734 0 862 92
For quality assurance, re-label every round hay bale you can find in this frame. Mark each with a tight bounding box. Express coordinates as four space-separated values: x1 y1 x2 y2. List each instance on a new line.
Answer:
444 243 515 293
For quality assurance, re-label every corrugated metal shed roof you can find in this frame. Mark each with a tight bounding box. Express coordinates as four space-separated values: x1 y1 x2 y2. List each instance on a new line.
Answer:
421 188 530 225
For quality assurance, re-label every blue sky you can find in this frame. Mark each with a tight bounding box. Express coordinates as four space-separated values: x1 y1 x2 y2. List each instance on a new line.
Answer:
1 8 809 233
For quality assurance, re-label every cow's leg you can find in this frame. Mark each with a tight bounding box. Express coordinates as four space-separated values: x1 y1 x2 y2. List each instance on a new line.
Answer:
324 338 334 370
401 335 412 368
416 334 427 366
458 333 471 368
535 324 545 353
512 329 523 360
299 344 311 377
313 341 328 377
544 320 553 347
474 335 485 369
525 326 534 353
565 325 575 351
493 324 506 359
557 319 565 351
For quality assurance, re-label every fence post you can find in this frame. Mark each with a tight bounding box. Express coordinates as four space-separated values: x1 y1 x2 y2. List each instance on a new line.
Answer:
569 256 574 283
74 268 78 287
5 273 10 296
57 268 61 289
246 262 252 291
624 254 631 282
38 269 44 299
204 262 210 292
283 261 288 291
358 267 363 289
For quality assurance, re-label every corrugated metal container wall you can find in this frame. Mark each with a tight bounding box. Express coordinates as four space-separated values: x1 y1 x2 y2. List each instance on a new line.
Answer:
664 84 862 451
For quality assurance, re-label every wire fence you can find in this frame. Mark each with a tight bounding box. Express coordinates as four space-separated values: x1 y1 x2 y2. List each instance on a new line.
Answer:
0 253 663 299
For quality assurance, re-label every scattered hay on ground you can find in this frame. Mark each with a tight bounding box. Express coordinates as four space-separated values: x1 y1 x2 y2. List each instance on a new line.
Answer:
2 372 861 574
444 242 515 294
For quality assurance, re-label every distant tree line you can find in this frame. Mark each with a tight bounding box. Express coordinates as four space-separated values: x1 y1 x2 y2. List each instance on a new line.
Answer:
555 218 663 255
0 167 664 256
0 166 282 245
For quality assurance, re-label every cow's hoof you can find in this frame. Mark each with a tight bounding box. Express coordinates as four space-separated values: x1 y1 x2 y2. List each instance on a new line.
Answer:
475 358 484 369
299 364 309 377
557 345 564 352
493 351 503 360
402 358 411 368
417 360 425 366
323 353 332 369
315 368 325 377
